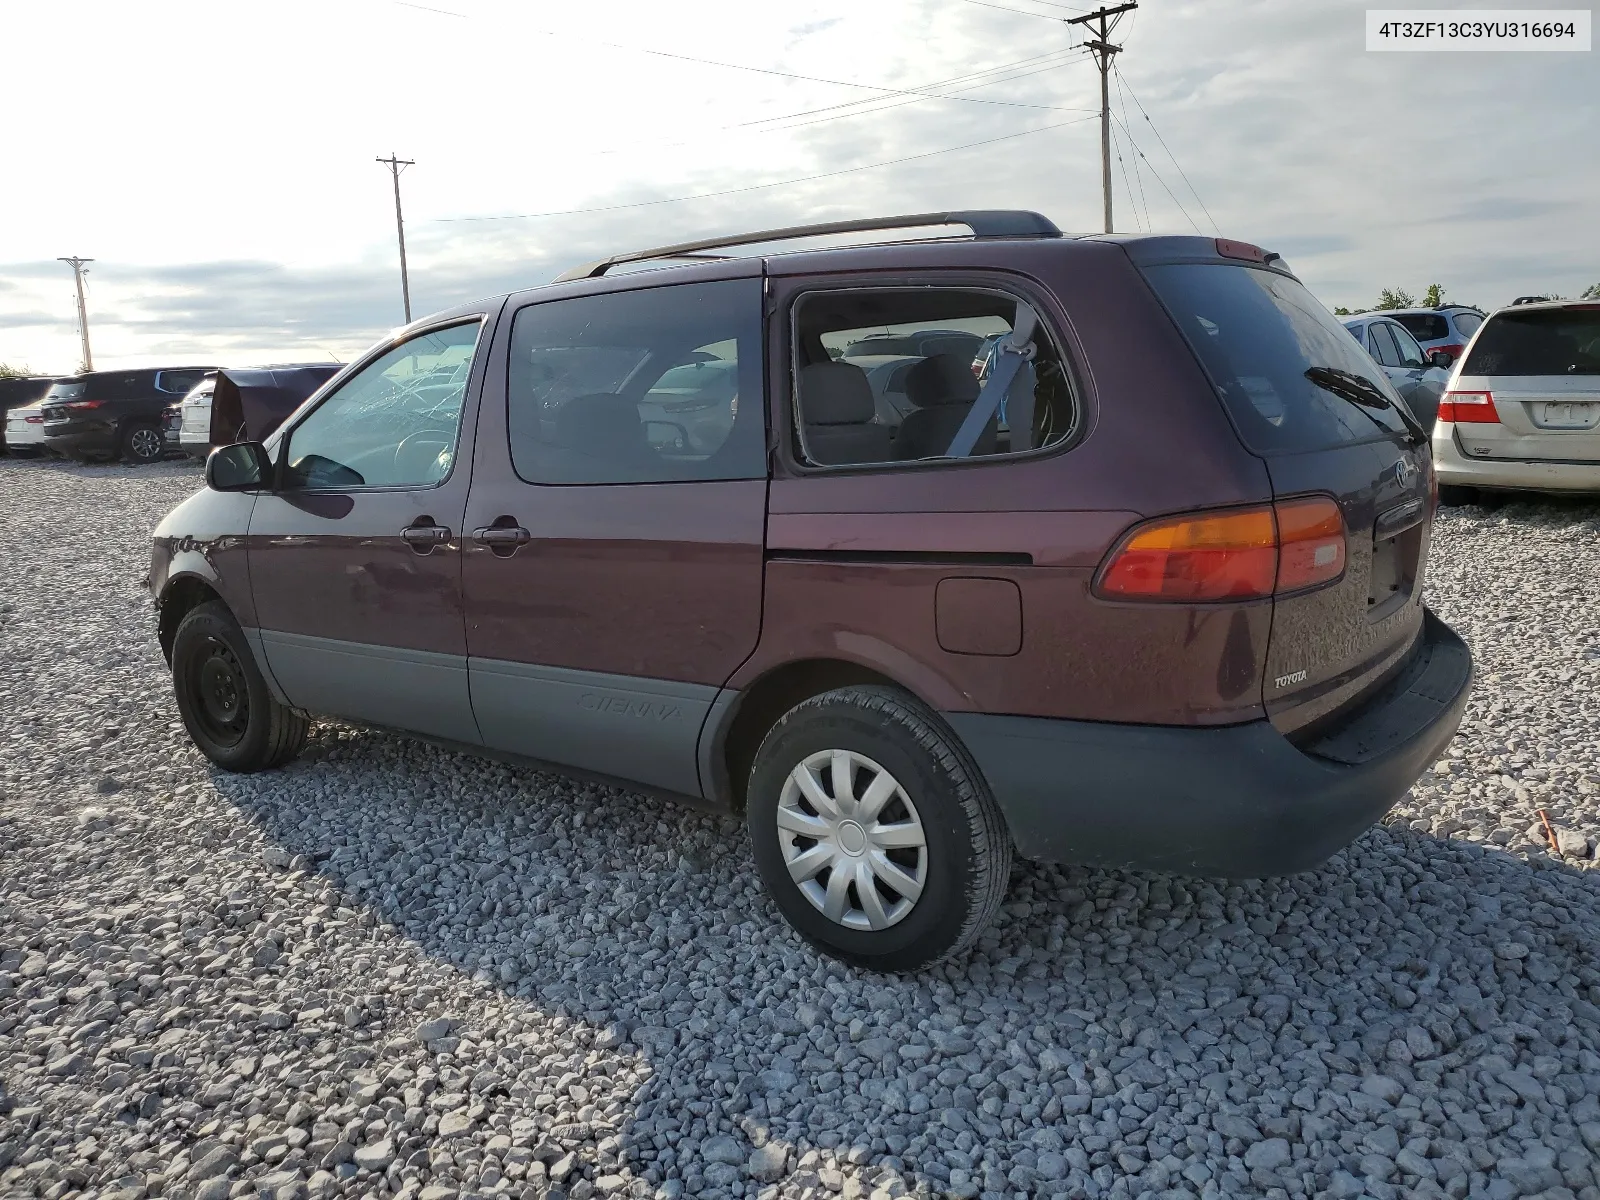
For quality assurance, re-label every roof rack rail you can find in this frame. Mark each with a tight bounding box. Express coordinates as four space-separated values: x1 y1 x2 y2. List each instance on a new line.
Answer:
554 210 1061 283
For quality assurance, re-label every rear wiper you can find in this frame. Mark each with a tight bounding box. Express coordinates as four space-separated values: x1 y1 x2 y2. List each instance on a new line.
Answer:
1304 367 1428 446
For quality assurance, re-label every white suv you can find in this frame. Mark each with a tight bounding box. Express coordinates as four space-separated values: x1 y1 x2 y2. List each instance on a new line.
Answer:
1435 299 1600 502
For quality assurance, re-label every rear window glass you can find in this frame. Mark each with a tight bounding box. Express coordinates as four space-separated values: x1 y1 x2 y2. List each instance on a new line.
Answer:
1142 263 1413 454
45 381 86 400
158 369 210 395
1462 309 1600 376
1391 313 1448 342
1452 311 1483 336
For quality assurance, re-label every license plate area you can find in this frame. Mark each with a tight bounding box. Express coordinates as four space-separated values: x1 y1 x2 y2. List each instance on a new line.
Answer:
1368 522 1423 621
1535 401 1599 430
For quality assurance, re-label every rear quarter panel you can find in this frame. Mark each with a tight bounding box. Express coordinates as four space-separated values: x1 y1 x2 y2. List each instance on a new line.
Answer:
741 240 1277 724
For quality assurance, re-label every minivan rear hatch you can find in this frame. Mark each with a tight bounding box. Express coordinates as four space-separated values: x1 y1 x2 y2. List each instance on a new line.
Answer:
1138 252 1434 739
1449 305 1600 463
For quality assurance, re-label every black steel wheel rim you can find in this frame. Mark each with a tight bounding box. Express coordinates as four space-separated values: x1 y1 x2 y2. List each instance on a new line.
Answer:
190 636 249 747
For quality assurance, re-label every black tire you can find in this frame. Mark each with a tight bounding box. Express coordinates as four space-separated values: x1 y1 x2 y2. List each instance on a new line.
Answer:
746 686 1012 972
171 602 308 772
1436 484 1477 507
119 420 166 464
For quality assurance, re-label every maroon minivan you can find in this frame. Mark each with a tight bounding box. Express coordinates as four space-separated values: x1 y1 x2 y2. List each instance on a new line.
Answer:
149 212 1472 971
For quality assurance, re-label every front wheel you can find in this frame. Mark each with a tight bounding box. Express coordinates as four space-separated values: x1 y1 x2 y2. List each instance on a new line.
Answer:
747 686 1012 972
120 420 166 464
171 602 308 771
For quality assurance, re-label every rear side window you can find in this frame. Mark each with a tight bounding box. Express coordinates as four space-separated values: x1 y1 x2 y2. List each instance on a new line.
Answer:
1368 323 1403 367
791 286 1077 468
1452 311 1483 336
1142 263 1413 453
506 278 766 485
157 369 209 395
1391 313 1448 342
1462 309 1600 376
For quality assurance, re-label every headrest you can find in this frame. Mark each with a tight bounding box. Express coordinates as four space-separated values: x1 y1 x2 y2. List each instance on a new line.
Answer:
799 361 875 425
554 393 648 458
904 353 982 408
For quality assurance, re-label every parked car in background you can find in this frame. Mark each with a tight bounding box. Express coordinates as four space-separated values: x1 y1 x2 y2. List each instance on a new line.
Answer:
176 374 219 458
203 364 345 451
1384 306 1485 368
149 213 1472 970
1340 314 1451 430
41 367 217 463
1 376 60 456
1434 298 1600 502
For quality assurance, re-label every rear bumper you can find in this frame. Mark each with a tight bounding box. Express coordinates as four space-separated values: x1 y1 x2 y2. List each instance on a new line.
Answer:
947 610 1472 878
1434 424 1600 493
43 422 118 458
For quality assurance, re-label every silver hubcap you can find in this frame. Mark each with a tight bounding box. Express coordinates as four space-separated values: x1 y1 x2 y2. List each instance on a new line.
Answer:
776 749 928 931
131 428 162 458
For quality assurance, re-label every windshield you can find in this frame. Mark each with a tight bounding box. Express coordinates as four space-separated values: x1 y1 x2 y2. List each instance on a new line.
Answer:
1462 308 1600 376
1142 263 1413 453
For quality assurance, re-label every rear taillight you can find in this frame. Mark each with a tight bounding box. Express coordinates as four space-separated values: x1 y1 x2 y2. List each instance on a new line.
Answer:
60 400 106 412
1096 497 1346 603
1274 497 1347 593
25 415 43 424
1438 390 1499 423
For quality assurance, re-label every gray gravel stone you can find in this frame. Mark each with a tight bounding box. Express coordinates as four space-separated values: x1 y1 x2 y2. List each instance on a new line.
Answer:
3 464 1600 1200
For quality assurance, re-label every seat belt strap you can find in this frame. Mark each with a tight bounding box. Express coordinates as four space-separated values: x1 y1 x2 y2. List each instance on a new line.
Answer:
945 305 1039 458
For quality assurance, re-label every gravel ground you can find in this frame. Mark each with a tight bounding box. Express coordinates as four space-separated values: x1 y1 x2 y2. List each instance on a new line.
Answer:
3 456 1600 1200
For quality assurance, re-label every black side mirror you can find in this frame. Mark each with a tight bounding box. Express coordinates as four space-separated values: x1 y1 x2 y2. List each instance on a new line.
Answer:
206 441 271 491
1427 349 1453 370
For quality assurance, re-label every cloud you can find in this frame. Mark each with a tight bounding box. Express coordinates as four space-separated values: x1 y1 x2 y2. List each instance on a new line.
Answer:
1 0 1595 366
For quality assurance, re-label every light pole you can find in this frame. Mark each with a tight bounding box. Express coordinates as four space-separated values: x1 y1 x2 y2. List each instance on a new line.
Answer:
377 154 415 322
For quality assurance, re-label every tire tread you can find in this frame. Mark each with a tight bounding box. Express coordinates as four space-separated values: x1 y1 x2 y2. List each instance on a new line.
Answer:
752 684 1012 970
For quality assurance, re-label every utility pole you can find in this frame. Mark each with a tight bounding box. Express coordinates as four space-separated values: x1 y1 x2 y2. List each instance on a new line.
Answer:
57 257 95 371
376 153 415 322
1067 2 1137 234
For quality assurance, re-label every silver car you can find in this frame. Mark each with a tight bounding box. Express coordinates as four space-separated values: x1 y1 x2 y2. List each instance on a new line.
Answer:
1434 299 1600 501
1341 314 1451 431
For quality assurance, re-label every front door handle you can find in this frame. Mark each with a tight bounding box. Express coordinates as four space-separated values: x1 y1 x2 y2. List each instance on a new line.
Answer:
401 518 452 555
472 520 532 557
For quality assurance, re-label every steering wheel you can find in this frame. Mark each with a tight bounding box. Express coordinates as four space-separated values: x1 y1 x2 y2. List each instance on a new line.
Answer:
643 420 691 453
392 429 454 482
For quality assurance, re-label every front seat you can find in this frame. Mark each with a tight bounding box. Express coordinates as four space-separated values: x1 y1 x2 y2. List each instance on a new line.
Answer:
797 362 893 466
895 353 998 460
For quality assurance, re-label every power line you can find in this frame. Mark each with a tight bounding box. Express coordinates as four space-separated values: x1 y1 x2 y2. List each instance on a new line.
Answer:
431 116 1097 224
1108 112 1201 233
1112 65 1151 232
1113 64 1218 234
954 0 1075 21
1108 119 1141 233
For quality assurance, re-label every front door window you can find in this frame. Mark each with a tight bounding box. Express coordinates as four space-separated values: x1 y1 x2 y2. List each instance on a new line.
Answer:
282 321 482 489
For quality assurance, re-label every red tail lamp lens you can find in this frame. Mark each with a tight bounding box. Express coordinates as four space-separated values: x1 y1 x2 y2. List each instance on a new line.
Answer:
1275 496 1347 593
1438 390 1499 424
1097 507 1278 602
1097 498 1347 602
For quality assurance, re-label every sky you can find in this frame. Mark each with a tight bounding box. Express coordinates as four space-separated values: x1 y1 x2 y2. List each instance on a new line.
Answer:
1 0 1595 373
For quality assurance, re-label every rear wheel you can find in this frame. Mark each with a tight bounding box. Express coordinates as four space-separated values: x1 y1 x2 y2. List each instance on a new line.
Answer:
747 686 1011 972
120 420 166 464
172 602 307 771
